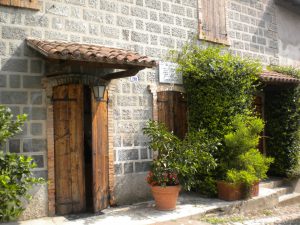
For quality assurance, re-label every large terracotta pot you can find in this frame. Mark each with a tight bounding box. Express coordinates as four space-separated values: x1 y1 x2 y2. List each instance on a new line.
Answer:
151 185 181 211
217 181 260 201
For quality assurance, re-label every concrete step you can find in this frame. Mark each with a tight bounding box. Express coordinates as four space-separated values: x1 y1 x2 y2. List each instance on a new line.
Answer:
273 186 294 197
260 178 285 189
278 192 300 207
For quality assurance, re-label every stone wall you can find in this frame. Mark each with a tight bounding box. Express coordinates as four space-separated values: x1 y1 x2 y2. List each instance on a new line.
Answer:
0 0 293 218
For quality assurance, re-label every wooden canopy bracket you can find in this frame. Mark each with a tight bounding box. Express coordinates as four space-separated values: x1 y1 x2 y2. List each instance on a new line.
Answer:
102 68 141 80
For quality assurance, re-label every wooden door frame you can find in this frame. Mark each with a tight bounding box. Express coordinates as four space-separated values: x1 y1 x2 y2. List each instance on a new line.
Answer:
44 74 116 216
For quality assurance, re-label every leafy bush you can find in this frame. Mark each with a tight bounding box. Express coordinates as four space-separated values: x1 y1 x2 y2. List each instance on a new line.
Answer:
0 105 45 222
0 152 44 221
264 66 300 176
174 45 262 139
143 120 217 192
222 115 273 190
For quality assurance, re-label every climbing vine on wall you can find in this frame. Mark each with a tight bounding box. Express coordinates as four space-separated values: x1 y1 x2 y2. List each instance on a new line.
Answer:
265 66 300 177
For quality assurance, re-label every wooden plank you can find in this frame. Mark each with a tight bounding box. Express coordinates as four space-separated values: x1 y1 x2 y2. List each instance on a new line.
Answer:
54 85 73 215
68 84 85 213
0 0 39 10
53 84 85 215
173 92 188 140
92 90 109 212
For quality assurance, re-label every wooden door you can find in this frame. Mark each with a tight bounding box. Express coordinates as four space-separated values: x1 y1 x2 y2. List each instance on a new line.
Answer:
53 84 85 215
92 91 109 212
157 91 188 139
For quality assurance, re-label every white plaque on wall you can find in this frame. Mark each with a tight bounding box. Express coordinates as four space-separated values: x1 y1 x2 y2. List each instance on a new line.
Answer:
159 61 183 84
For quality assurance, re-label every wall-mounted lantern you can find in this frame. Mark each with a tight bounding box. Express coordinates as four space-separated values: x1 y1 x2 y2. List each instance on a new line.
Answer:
93 84 106 101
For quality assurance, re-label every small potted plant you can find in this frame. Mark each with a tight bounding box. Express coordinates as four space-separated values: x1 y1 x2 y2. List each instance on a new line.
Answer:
143 120 181 210
217 115 274 201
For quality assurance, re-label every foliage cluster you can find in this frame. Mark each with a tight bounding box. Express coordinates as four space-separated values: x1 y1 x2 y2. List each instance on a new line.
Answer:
264 66 300 177
174 45 262 139
223 115 273 188
143 120 217 192
0 105 45 222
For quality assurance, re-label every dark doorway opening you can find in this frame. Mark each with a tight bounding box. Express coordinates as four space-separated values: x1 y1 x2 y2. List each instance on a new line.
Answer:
83 86 93 212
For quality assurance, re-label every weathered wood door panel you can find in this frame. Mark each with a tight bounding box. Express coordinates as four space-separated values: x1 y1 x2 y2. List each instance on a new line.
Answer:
92 91 109 212
157 91 188 139
53 84 86 215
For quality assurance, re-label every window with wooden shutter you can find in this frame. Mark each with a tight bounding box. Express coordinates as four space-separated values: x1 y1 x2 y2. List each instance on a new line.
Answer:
0 0 39 10
198 0 229 45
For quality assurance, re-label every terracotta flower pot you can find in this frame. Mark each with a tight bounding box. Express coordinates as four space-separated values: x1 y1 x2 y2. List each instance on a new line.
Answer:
217 181 260 201
151 185 181 211
217 181 243 201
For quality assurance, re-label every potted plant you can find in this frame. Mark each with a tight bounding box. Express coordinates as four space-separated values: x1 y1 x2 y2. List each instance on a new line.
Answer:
143 120 181 210
217 115 274 201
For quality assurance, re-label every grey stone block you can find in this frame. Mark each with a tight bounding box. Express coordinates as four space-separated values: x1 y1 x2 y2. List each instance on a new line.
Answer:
89 23 99 35
9 42 23 56
122 109 132 120
9 139 21 153
159 13 174 24
0 91 28 104
146 22 161 33
0 41 6 56
122 29 130 41
100 25 120 39
132 83 147 94
117 16 134 28
131 31 148 43
182 0 197 7
114 136 121 147
100 0 118 12
124 162 134 174
145 0 161 10
122 136 133 147
65 19 87 33
23 107 47 120
118 149 139 161
9 106 20 118
183 18 197 29
0 9 9 23
23 139 47 152
121 5 129 15
133 109 150 120
45 2 70 16
83 9 104 23
31 155 44 168
135 161 151 172
9 75 21 88
1 58 28 72
23 76 42 89
30 91 43 105
171 4 185 16
150 11 158 21
117 96 138 106
135 20 144 30
2 26 28 40
31 123 43 136
0 75 6 87
24 14 49 27
65 0 86 5
150 35 158 45
162 2 170 12
52 17 64 30
117 122 139 133
114 163 122 175
131 6 148 19
160 37 175 48
140 148 148 159
30 60 43 73
136 0 143 6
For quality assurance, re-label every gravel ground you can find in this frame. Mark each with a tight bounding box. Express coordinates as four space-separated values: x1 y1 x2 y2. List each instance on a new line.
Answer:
153 204 300 225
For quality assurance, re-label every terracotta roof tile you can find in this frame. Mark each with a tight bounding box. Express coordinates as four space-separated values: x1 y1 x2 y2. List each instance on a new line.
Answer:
260 70 300 84
26 38 156 68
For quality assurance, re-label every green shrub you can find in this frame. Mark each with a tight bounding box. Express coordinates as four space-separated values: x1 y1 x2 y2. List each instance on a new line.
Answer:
223 115 273 191
0 152 44 221
264 66 300 176
0 105 45 222
143 120 217 193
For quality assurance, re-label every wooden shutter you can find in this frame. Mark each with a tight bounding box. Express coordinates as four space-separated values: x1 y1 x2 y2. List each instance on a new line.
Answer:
254 95 266 154
0 0 39 10
92 91 109 212
53 84 85 215
198 0 228 45
157 91 188 139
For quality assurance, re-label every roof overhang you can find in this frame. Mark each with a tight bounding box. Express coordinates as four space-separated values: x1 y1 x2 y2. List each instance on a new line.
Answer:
26 38 157 80
260 70 300 85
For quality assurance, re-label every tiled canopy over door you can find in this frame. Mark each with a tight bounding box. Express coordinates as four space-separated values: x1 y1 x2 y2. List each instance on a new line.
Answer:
157 91 188 139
